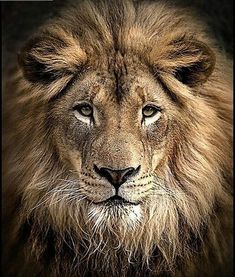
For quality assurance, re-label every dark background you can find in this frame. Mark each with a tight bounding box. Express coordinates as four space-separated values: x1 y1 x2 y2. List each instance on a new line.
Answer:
1 0 234 75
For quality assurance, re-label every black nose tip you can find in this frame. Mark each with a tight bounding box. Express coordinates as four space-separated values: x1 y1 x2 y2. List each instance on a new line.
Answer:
94 165 140 190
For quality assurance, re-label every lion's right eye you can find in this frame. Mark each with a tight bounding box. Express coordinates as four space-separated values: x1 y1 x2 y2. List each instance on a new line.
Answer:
73 103 93 117
142 104 162 126
142 105 160 118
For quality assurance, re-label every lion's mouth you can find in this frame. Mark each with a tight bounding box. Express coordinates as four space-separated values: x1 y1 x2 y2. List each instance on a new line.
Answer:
94 195 139 206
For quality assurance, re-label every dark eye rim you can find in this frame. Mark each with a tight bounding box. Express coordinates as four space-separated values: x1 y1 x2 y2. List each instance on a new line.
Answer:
142 104 162 118
73 103 93 117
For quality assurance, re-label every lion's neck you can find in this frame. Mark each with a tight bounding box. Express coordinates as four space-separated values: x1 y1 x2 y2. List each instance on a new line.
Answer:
10 205 231 277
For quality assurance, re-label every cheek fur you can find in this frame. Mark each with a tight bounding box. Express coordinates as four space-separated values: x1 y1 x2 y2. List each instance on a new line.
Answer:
146 116 169 147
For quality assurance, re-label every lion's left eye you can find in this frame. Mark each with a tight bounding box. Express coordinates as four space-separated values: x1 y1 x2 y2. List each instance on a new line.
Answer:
73 104 93 117
142 105 161 118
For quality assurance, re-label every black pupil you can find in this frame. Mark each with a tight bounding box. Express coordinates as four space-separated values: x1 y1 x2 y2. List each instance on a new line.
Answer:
81 106 91 115
74 104 92 116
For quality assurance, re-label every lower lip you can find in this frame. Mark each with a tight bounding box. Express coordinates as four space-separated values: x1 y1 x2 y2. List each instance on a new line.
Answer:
105 199 133 206
93 198 139 206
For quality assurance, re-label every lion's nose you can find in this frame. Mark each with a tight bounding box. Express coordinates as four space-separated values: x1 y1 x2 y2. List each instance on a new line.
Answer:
94 165 140 190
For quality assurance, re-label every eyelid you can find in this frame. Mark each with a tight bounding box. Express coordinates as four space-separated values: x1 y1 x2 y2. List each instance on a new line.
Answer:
142 104 162 113
72 101 93 110
73 104 92 112
143 103 162 109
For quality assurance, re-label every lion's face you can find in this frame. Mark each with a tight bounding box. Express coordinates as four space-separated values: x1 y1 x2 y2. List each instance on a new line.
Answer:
17 13 218 232
50 58 176 226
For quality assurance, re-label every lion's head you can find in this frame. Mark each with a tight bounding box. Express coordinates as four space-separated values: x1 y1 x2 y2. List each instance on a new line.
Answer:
4 0 232 276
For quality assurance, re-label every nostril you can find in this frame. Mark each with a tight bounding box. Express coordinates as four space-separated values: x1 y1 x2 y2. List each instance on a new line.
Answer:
124 165 141 179
94 164 113 182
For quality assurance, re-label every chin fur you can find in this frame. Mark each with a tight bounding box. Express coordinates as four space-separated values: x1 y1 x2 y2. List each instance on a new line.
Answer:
87 203 142 231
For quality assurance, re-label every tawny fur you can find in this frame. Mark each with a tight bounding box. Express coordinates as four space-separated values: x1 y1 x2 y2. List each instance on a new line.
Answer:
3 1 232 276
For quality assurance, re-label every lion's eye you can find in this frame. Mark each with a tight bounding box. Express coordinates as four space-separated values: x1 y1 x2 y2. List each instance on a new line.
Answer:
142 105 160 118
73 104 93 117
142 104 162 126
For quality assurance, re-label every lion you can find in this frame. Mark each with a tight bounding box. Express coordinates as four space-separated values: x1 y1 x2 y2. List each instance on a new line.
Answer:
2 0 233 276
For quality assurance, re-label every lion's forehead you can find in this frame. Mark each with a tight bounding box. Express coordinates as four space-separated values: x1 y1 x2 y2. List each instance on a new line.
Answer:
61 66 172 111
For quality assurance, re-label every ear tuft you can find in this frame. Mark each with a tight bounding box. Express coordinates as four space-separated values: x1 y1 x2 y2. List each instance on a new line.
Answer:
18 27 87 84
172 39 216 86
151 36 216 87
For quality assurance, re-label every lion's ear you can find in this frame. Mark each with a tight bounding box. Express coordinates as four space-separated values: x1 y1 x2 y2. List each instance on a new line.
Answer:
152 36 216 87
18 27 87 86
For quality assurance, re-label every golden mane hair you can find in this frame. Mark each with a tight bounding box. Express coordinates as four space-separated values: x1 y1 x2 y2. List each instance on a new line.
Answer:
3 0 232 276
